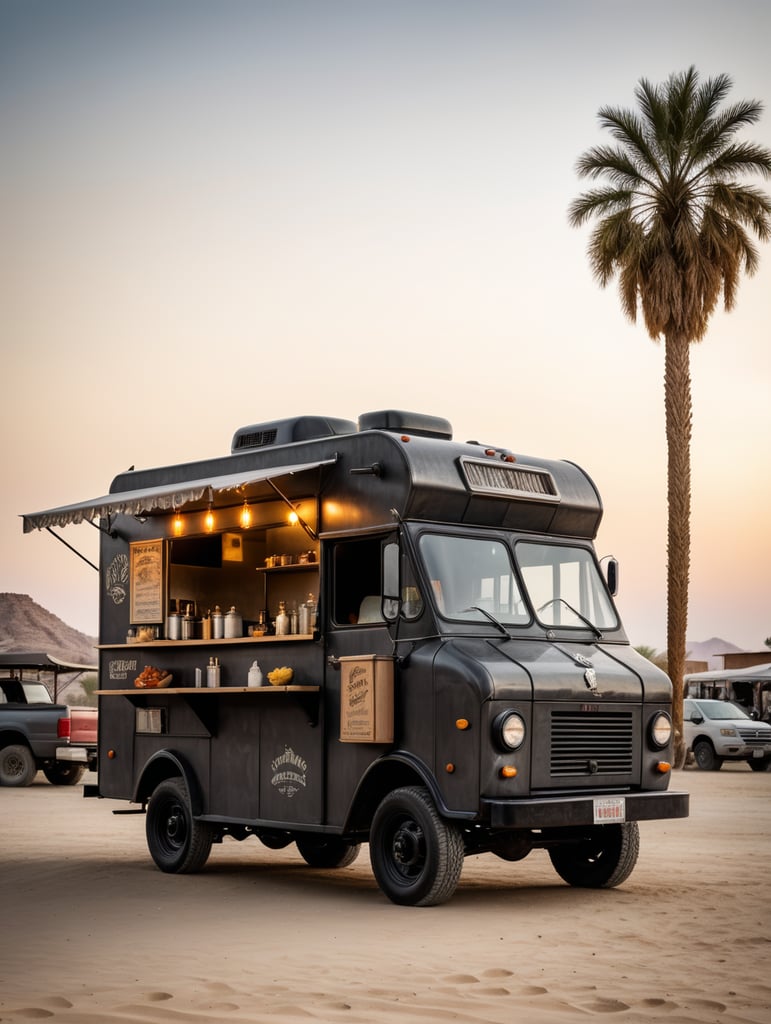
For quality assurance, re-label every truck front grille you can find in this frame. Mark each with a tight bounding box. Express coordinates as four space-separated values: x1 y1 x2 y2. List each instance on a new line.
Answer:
550 710 634 777
737 727 771 745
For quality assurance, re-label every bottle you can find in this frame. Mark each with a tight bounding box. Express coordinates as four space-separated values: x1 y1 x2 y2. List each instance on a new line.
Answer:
289 605 298 635
207 656 220 688
212 606 224 639
182 603 195 640
201 610 212 640
275 600 289 636
307 593 317 631
248 661 263 687
298 600 310 635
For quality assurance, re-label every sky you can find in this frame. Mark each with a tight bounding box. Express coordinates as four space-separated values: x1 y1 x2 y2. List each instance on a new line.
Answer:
1 0 770 653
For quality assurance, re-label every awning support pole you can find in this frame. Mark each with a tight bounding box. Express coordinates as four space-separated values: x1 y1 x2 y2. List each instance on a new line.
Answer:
45 527 98 572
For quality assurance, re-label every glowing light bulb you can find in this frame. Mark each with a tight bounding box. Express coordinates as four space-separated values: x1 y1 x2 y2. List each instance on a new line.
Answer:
173 511 184 536
205 505 215 532
240 501 252 529
288 509 299 526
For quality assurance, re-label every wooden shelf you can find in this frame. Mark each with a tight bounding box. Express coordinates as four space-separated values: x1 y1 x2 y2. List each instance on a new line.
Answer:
99 635 315 649
96 685 319 695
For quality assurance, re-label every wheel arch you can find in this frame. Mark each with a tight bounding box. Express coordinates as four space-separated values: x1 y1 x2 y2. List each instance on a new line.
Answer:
344 753 455 834
133 750 204 812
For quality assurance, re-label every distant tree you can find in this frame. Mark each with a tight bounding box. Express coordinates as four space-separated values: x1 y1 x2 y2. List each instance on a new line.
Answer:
570 67 771 765
765 637 771 650
67 674 98 707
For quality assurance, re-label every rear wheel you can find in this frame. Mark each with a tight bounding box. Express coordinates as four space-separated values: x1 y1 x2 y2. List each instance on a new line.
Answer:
694 740 723 771
296 835 361 868
43 762 86 786
369 786 464 906
146 777 213 873
549 822 640 888
0 744 37 787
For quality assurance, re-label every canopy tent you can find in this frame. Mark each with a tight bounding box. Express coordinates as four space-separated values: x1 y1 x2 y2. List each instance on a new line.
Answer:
21 458 336 533
0 652 98 701
684 661 771 719
684 662 771 684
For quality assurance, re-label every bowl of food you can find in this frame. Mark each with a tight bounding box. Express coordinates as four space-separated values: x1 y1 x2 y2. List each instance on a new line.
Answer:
134 666 173 689
267 666 294 686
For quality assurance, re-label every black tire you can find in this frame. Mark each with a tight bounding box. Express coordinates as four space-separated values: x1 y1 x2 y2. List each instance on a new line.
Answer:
0 744 37 787
549 821 640 888
296 835 361 869
146 777 213 873
747 758 771 772
694 740 723 771
369 786 464 906
43 762 86 786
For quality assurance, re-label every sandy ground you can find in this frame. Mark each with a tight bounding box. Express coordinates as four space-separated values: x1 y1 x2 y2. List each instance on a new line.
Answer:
1 765 769 1024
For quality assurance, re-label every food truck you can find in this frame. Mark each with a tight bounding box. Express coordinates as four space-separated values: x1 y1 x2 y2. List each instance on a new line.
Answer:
23 410 688 905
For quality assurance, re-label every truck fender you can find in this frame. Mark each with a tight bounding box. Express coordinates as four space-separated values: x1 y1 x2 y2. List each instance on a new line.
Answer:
133 749 205 814
345 751 470 833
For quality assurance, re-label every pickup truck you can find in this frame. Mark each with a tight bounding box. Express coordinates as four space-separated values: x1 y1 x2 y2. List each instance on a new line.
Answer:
0 676 97 786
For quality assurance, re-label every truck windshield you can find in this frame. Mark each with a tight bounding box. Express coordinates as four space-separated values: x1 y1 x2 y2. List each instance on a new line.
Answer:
516 541 618 632
419 534 530 624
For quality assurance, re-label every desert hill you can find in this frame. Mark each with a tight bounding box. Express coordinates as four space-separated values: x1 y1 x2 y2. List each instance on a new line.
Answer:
0 592 98 665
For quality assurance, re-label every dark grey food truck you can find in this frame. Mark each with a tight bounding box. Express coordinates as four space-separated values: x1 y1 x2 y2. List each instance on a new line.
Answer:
23 410 688 905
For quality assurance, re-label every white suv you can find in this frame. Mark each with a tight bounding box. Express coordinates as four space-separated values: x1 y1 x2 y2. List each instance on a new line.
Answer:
684 698 771 771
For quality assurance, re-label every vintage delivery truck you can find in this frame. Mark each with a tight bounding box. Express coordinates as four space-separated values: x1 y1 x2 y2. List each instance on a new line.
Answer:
23 410 688 905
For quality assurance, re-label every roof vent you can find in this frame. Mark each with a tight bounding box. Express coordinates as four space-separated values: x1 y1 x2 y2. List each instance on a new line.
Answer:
231 416 356 453
358 410 452 440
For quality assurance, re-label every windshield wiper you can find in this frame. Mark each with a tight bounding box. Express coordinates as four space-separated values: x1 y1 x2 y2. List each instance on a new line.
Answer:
538 598 603 640
464 606 510 636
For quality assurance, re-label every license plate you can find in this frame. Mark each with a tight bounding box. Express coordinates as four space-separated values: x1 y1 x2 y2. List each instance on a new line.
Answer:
593 797 626 824
752 748 764 759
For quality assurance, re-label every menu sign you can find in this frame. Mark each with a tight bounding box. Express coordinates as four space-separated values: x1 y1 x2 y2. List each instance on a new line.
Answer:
339 655 394 744
129 539 164 624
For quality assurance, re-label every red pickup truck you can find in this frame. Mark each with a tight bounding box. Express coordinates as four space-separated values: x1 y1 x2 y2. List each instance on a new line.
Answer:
0 654 97 786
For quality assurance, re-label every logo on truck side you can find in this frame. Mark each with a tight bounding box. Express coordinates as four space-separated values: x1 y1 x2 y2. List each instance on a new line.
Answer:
270 746 308 799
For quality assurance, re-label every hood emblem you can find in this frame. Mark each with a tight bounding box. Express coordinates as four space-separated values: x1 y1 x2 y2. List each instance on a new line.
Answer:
574 654 593 668
584 667 601 695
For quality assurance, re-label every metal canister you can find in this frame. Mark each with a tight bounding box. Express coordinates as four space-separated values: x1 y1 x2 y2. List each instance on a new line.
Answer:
212 606 224 639
182 605 195 640
224 605 243 639
166 612 181 641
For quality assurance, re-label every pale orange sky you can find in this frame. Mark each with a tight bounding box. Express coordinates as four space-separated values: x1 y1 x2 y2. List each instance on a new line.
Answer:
2 0 770 652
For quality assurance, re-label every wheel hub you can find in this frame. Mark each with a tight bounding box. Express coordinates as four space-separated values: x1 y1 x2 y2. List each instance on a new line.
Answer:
392 820 424 868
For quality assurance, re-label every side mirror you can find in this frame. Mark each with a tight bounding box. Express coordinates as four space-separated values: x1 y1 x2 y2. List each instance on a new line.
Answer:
383 541 400 621
604 557 619 597
690 713 704 724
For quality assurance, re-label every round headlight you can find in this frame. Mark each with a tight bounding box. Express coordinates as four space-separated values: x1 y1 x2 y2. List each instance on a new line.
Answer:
650 712 672 749
494 711 526 751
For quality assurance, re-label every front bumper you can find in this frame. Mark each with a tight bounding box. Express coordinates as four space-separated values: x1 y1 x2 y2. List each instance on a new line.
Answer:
482 790 689 829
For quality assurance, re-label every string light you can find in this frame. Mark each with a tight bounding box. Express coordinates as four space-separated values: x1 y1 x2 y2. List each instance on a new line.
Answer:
205 503 215 533
240 500 252 529
173 510 184 536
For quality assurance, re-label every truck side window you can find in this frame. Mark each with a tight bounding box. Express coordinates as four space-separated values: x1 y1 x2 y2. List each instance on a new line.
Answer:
332 538 383 625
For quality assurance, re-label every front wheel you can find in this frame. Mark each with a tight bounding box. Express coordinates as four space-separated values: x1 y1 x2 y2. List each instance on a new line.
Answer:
43 762 86 786
0 744 37 787
146 777 213 873
693 740 723 771
747 758 771 772
296 835 361 868
549 822 640 888
369 786 464 906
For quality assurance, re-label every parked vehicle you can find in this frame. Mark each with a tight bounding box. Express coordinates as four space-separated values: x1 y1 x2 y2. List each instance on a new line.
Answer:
23 409 688 904
683 698 771 771
0 676 97 785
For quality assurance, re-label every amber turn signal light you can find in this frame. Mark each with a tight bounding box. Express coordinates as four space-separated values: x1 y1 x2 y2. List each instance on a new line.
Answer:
455 718 470 730
500 765 517 778
107 749 116 759
655 761 672 773
445 763 455 774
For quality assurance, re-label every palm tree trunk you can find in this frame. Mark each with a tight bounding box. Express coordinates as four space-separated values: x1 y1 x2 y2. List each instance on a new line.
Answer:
664 330 692 768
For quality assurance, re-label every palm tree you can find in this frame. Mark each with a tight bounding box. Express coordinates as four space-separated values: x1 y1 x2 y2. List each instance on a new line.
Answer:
569 67 771 765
